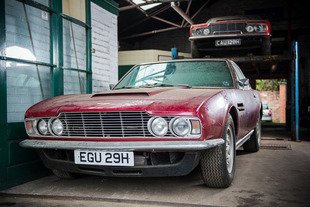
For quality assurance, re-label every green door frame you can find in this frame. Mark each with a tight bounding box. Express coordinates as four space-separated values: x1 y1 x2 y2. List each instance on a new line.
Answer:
86 0 92 93
51 0 64 97
0 0 8 189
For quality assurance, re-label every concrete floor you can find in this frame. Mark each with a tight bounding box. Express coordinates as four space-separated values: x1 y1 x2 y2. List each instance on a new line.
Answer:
1 128 310 207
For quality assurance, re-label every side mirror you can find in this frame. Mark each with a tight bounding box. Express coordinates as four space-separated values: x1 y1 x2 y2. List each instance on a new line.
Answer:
109 84 115 90
238 78 249 87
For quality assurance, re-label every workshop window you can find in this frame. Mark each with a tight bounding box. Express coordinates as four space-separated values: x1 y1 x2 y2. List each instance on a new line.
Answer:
5 61 51 122
34 0 49 7
63 70 87 94
62 0 87 95
63 19 86 70
4 0 51 123
5 0 50 63
62 0 86 23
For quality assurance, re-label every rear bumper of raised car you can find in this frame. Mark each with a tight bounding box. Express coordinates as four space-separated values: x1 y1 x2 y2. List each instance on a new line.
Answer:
189 35 269 53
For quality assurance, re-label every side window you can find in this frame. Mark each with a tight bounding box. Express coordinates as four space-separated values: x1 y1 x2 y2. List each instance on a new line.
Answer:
232 62 246 80
231 61 252 89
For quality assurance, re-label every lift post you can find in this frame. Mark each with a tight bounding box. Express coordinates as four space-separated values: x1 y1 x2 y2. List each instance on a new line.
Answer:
291 41 300 141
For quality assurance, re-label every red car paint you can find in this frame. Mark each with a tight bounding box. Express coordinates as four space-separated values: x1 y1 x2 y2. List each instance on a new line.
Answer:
25 61 261 144
190 20 271 37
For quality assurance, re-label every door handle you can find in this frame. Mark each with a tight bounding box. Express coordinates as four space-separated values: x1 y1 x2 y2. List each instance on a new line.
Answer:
253 94 256 98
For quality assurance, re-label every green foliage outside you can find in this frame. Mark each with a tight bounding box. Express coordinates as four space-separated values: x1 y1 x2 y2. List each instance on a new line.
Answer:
256 79 286 91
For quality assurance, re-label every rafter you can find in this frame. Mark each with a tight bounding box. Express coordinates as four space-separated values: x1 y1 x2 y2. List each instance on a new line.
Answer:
171 2 193 25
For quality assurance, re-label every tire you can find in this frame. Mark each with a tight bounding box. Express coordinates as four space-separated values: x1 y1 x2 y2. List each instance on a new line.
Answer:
52 169 77 179
243 119 261 152
191 41 203 58
261 38 271 55
200 115 236 188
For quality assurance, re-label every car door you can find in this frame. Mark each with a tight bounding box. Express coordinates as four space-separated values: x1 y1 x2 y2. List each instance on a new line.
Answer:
230 61 259 136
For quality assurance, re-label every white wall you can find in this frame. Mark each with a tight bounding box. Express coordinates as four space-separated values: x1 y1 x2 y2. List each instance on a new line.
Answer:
91 2 118 93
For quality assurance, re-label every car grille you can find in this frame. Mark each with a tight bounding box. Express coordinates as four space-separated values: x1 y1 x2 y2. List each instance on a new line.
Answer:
57 112 173 138
210 23 246 35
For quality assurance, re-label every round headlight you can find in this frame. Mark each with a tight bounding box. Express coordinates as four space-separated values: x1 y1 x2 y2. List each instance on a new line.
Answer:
254 24 265 32
51 118 64 136
37 119 48 135
171 117 191 137
148 117 168 137
196 29 202 36
203 28 210 35
246 25 254 32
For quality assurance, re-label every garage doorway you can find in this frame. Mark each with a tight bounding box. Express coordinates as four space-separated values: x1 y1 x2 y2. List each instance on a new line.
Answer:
256 79 287 124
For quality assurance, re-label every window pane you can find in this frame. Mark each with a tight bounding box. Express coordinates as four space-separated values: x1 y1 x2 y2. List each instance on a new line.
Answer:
34 0 49 7
5 0 50 63
64 70 86 94
63 19 86 70
232 62 245 80
62 0 85 23
5 61 51 123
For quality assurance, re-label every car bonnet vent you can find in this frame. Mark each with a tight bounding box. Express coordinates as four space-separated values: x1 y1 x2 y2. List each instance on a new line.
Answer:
91 92 150 98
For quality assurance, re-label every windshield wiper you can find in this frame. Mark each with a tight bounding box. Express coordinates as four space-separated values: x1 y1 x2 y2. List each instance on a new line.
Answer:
176 84 192 88
139 83 192 88
114 86 136 90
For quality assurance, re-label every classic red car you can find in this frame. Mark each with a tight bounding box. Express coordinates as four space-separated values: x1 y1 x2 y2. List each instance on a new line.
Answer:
20 59 262 188
189 16 272 58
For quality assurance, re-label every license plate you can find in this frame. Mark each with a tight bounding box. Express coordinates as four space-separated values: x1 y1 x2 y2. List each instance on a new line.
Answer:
74 150 134 166
215 39 241 46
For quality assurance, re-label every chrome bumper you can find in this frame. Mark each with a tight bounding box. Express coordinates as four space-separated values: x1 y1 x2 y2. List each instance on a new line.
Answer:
20 139 224 152
189 33 268 41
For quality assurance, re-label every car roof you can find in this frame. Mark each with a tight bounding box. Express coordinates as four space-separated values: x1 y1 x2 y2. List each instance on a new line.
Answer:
135 58 231 66
206 15 261 23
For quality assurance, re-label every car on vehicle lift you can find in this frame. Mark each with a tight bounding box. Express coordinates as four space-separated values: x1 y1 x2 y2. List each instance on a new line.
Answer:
189 16 272 58
20 59 262 188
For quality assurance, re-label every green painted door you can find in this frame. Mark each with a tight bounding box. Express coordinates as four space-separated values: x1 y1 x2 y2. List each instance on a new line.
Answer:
0 138 8 190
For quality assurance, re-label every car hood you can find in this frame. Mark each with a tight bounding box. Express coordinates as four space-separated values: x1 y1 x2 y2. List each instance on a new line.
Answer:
26 88 223 117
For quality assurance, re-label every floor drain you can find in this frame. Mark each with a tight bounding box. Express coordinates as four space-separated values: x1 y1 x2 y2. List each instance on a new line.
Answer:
260 144 292 150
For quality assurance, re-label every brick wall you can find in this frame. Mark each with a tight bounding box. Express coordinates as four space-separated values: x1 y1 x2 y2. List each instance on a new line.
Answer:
91 2 118 92
259 84 286 123
260 90 280 122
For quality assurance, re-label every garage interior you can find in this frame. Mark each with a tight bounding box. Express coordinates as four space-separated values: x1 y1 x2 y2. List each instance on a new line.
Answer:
0 0 310 206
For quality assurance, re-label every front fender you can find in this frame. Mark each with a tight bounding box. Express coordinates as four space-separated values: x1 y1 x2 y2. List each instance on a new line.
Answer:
198 92 232 140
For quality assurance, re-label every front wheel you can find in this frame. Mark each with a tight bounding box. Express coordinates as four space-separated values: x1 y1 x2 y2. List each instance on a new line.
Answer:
200 115 236 188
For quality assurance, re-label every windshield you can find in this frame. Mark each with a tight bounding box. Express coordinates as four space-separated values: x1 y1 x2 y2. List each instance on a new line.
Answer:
114 61 233 89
